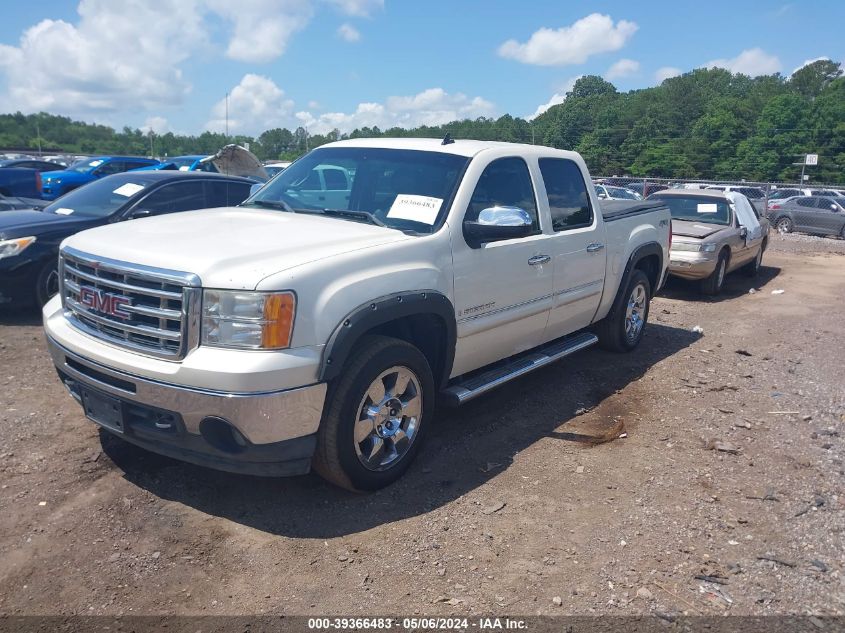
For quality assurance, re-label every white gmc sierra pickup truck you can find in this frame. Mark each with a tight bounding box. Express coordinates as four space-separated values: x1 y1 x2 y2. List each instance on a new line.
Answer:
43 138 670 491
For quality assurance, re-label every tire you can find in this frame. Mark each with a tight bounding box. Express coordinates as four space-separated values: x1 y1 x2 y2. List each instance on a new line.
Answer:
312 335 434 491
700 250 728 295
743 243 764 277
840 224 845 239
595 269 652 353
35 260 60 307
776 217 793 234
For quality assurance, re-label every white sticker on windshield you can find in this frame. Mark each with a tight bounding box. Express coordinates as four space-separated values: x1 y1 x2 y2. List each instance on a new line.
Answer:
113 183 145 197
697 203 718 214
178 166 190 171
89 160 103 167
54 207 74 215
386 194 443 225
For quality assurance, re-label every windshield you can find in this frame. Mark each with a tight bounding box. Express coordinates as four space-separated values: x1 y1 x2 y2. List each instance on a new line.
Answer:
770 189 799 200
67 158 106 174
42 176 154 217
244 147 470 233
654 196 732 226
606 186 641 200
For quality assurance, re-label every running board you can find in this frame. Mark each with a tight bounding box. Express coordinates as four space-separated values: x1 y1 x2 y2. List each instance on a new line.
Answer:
441 331 598 406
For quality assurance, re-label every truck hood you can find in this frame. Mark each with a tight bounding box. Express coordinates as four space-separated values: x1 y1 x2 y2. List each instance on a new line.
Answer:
671 219 726 239
62 207 412 289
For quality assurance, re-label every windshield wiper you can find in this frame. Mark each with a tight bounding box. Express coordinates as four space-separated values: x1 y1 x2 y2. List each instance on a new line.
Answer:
242 199 297 213
320 208 386 227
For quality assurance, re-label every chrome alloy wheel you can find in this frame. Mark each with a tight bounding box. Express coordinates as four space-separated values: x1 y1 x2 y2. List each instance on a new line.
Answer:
624 282 648 343
354 366 422 471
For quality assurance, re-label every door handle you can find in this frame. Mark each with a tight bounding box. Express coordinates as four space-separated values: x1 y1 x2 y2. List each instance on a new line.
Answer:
528 255 551 266
586 242 605 252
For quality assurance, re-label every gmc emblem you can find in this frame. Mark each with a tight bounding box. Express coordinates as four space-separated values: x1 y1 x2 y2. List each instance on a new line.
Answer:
79 286 132 319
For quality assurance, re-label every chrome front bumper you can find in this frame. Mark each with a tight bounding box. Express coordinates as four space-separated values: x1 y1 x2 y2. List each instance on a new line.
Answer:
668 252 718 280
47 336 327 475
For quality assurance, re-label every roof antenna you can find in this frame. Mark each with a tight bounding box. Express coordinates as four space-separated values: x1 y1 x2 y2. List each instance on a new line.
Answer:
441 133 454 145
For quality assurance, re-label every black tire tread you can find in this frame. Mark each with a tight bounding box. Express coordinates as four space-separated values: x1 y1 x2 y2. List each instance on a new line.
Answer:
700 250 729 295
594 269 651 353
312 334 432 492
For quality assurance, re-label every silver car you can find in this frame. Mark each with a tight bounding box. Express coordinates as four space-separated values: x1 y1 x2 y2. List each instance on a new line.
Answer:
768 196 845 238
649 189 769 295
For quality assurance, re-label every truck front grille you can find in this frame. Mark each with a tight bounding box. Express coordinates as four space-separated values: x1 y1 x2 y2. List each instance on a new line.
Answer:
60 247 201 360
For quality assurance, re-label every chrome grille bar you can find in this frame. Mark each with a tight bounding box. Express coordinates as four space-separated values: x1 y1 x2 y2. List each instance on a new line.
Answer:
60 246 201 360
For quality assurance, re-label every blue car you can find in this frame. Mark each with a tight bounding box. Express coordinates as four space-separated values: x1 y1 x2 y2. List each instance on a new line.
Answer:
133 154 218 172
41 156 160 200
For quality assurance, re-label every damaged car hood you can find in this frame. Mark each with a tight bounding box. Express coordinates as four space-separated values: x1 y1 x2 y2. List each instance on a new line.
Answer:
200 144 268 180
671 219 726 239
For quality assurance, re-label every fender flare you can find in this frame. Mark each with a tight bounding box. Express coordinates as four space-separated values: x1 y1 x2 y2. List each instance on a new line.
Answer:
319 290 457 386
606 241 664 318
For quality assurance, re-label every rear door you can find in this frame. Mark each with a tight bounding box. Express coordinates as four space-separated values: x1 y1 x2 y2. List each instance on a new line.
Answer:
793 197 819 231
538 157 607 340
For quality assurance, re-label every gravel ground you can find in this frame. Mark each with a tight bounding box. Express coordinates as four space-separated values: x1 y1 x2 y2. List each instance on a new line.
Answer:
0 233 843 617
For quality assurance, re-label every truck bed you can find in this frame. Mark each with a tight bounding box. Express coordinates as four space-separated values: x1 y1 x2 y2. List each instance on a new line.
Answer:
601 199 667 222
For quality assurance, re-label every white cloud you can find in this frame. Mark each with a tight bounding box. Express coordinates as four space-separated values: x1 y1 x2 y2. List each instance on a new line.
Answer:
205 74 295 133
324 0 383 17
0 0 207 115
790 56 831 76
528 76 581 120
498 14 638 66
297 88 496 135
337 23 361 42
141 116 170 135
206 0 314 63
655 66 682 83
605 58 640 80
705 48 781 76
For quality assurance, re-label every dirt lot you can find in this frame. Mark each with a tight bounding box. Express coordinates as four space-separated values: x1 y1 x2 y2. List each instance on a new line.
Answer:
0 233 843 618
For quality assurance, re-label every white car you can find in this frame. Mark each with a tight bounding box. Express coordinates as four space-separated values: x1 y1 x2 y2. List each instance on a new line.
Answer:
594 184 642 200
44 138 670 491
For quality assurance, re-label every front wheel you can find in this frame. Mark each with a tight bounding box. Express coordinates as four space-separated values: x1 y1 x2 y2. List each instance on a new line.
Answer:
595 269 652 352
700 251 728 295
313 335 434 491
776 217 793 234
35 260 60 306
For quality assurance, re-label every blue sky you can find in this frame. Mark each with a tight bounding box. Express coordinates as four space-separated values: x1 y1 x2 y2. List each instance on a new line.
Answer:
0 0 842 137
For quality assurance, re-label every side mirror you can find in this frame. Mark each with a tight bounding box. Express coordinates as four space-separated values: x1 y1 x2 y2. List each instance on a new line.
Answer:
464 206 533 247
128 208 152 219
249 183 264 197
739 226 748 239
597 192 608 199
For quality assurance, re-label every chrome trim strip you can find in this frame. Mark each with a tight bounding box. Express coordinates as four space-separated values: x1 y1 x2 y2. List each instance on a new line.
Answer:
62 246 201 287
554 279 603 297
64 263 184 300
65 297 182 341
457 293 553 324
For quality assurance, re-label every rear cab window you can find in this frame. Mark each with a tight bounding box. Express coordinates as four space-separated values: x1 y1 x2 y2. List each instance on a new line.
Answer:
538 158 594 231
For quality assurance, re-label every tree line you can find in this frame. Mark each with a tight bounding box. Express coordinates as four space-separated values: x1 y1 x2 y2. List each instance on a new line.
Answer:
1 60 842 183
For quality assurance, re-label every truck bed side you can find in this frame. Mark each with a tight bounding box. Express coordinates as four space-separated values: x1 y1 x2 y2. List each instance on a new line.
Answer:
594 200 671 323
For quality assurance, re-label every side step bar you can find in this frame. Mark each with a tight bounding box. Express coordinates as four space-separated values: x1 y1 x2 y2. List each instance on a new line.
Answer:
440 331 598 406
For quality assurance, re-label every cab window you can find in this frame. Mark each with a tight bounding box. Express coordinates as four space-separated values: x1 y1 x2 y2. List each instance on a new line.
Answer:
538 158 593 231
466 157 539 232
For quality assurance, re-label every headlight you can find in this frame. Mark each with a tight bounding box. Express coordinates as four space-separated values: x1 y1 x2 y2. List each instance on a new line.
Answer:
0 236 37 260
671 242 716 253
201 290 296 350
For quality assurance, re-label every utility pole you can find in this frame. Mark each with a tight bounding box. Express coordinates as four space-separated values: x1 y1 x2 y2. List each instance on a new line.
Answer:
35 118 42 156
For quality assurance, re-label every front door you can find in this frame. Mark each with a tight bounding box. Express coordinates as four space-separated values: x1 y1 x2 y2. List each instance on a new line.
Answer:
451 157 554 376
